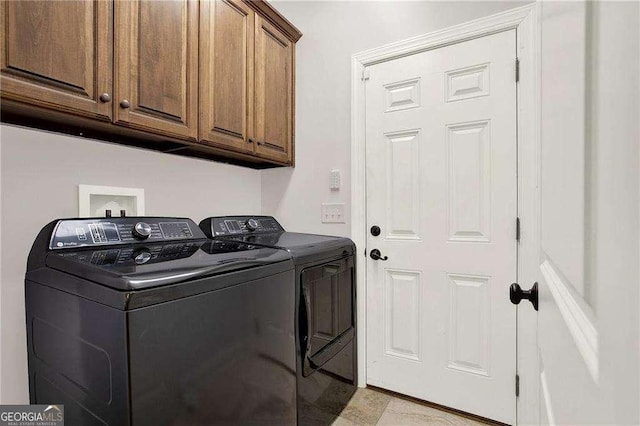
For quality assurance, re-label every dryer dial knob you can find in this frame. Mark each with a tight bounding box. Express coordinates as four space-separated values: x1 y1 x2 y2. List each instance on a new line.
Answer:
132 222 152 240
245 219 259 232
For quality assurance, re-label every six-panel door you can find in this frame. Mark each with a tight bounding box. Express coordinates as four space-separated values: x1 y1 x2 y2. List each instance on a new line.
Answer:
365 30 518 424
0 0 113 120
200 0 255 154
114 0 199 140
254 16 294 164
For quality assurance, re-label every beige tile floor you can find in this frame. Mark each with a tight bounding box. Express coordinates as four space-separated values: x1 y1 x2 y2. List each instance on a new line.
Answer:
331 387 498 426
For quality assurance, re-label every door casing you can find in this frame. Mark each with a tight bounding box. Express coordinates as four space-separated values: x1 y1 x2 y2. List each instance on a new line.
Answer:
350 4 540 424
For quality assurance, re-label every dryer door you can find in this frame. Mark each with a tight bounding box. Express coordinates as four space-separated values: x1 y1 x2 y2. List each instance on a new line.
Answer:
300 256 355 377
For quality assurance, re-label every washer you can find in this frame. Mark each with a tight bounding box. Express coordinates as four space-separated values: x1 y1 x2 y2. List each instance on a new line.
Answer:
200 216 357 425
25 216 296 426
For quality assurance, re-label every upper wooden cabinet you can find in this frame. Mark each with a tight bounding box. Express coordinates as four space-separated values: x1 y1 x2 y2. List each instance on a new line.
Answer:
115 0 199 140
254 16 294 164
0 0 113 121
200 0 298 165
0 0 301 167
200 0 255 154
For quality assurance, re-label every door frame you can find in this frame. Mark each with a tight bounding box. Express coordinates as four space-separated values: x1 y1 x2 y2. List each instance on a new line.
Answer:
350 4 540 423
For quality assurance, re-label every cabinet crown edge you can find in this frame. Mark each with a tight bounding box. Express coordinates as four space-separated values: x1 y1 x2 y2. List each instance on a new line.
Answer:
246 0 302 42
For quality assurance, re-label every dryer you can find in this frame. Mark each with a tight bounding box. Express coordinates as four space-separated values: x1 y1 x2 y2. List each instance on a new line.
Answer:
200 216 357 425
25 216 297 425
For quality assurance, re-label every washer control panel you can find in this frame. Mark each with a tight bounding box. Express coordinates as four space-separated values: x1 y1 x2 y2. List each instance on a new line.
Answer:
203 216 284 237
54 242 201 266
49 217 206 250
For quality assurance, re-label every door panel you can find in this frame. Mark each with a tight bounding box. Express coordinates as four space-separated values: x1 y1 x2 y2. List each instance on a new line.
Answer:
384 130 420 240
448 274 490 376
115 0 198 139
536 2 639 424
0 0 112 120
254 16 293 164
384 269 421 361
537 3 600 421
365 30 517 423
447 120 491 242
200 0 254 153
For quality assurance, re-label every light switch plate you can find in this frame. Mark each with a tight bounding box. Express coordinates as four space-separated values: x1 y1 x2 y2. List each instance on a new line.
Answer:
321 203 346 223
330 169 341 190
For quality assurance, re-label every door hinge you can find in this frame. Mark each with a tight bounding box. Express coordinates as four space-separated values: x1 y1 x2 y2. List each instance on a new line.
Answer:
516 217 521 242
515 374 520 397
515 58 520 83
362 68 370 81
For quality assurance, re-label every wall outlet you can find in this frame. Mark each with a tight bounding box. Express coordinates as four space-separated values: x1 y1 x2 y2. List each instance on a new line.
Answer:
321 203 346 223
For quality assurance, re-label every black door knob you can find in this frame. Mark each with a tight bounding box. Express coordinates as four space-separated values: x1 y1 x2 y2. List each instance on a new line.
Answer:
510 282 539 311
369 249 388 261
370 225 381 236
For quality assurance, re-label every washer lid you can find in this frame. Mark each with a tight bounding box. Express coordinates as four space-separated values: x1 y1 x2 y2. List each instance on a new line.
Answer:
221 232 355 263
45 240 292 291
200 216 355 260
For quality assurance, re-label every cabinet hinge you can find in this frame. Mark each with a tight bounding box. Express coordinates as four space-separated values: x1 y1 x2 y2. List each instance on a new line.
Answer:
515 58 520 83
515 374 520 397
362 68 370 81
516 217 521 242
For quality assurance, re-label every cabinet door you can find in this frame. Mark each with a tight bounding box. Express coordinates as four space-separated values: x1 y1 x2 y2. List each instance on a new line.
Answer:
0 1 112 120
254 16 294 164
200 0 254 154
115 0 198 140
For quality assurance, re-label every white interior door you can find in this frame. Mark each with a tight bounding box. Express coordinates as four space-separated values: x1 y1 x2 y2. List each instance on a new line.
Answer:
535 2 640 424
365 30 518 424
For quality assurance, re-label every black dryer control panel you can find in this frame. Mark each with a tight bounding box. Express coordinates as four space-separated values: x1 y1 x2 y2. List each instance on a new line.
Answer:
200 216 284 237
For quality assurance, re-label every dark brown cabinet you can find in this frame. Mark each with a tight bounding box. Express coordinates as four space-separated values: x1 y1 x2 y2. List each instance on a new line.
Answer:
0 0 113 121
254 16 294 164
115 0 199 140
200 0 255 154
0 0 300 167
200 1 297 165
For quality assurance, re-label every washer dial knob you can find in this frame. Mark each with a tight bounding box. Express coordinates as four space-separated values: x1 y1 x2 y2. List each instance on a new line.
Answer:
245 218 259 232
132 222 152 240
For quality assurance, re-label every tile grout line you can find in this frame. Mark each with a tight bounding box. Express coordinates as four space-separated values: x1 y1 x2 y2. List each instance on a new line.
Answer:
373 395 394 425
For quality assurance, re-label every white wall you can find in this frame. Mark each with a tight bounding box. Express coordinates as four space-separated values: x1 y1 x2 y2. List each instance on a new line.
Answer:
262 0 531 236
0 124 262 403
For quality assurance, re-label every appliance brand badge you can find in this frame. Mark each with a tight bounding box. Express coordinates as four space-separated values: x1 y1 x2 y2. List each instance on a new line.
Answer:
56 241 78 247
0 405 64 426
